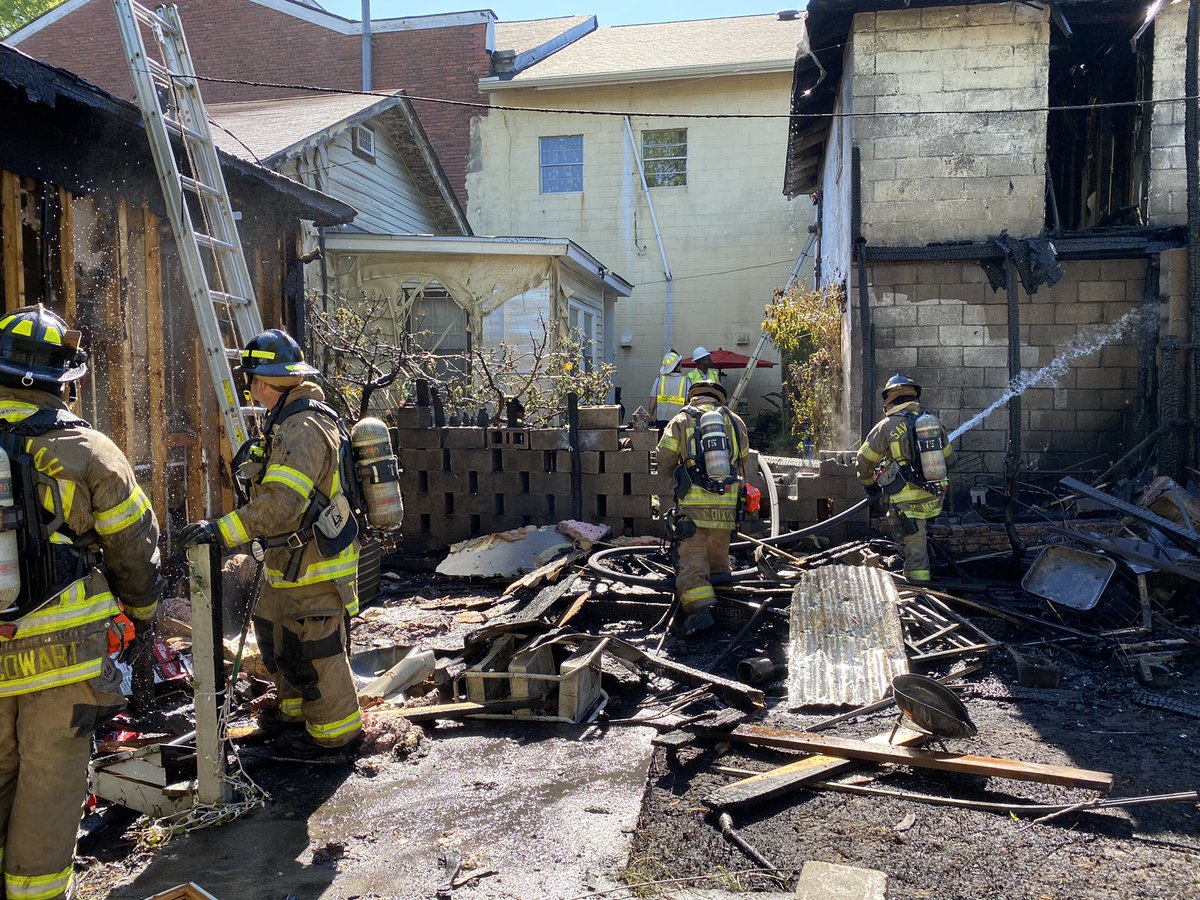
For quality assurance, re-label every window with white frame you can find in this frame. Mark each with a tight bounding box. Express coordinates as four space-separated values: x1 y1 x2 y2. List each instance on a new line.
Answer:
567 300 603 372
540 135 583 193
642 128 687 187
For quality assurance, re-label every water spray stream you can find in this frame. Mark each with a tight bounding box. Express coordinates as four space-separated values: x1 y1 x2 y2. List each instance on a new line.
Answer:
948 307 1148 443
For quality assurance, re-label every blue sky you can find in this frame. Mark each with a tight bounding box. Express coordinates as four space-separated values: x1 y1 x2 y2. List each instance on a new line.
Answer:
318 1 805 26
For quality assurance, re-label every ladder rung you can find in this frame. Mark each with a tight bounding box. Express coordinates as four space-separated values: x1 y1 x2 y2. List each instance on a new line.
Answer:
180 175 221 198
194 233 236 252
163 116 207 144
131 3 180 35
143 56 173 80
210 290 252 307
225 348 243 360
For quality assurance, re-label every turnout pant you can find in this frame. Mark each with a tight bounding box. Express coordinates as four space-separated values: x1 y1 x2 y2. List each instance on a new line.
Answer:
888 513 930 582
0 680 107 900
675 526 733 613
254 590 361 748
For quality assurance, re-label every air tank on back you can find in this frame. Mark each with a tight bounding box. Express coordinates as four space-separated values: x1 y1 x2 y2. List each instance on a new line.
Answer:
697 409 732 486
914 411 948 486
0 448 20 612
350 417 404 530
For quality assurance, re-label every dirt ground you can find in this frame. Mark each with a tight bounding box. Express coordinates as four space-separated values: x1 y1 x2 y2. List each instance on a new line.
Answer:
73 553 1200 900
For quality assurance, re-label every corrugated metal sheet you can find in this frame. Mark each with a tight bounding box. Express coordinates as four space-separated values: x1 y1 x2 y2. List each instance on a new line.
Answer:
787 565 909 709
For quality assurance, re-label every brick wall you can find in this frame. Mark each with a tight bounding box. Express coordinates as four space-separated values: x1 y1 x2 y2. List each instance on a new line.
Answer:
851 3 1049 243
390 406 864 551
15 0 488 205
867 257 1148 474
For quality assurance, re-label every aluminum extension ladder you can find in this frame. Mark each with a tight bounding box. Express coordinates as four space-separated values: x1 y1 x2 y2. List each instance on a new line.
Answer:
113 0 263 455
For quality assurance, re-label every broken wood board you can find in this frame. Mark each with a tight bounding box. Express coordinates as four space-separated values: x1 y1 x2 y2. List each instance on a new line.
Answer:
788 565 909 709
720 726 1114 791
503 550 583 595
708 726 928 810
368 698 540 722
1061 476 1200 551
606 638 765 709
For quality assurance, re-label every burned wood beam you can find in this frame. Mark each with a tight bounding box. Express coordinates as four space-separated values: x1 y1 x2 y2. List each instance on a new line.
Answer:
1060 476 1200 551
1 171 22 308
718 726 1115 791
605 638 765 709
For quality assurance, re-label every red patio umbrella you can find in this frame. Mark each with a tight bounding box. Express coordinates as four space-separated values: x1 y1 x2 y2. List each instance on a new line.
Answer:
680 348 776 369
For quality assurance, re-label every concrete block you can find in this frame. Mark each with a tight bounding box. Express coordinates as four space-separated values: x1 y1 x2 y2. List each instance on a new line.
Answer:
426 470 467 494
502 448 538 473
394 427 440 450
584 472 628 497
1076 410 1124 433
449 449 494 473
576 451 602 475
529 428 569 451
629 472 670 498
918 345 964 368
605 495 653 519
400 448 446 473
576 405 621 430
529 472 571 496
623 430 660 451
603 450 652 474
1029 409 1076 432
391 405 432 429
579 429 620 452
441 427 485 449
1100 345 1137 369
915 303 965 326
487 427 531 449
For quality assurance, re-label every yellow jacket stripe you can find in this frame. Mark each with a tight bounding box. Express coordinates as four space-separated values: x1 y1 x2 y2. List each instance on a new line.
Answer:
280 697 303 717
659 435 681 454
307 707 362 742
6 863 73 900
1 583 115 640
94 484 151 536
218 511 251 548
262 464 315 499
0 657 104 699
266 544 359 588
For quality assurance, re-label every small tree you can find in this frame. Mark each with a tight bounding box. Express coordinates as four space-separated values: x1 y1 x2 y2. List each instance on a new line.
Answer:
305 290 614 425
760 283 845 451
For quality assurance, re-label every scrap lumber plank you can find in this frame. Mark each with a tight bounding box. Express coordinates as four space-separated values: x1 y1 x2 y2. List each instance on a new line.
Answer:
58 187 76 322
720 726 1113 791
143 206 168 529
606 638 765 709
708 726 928 810
1061 476 1200 551
788 565 909 709
1 172 22 309
367 698 539 722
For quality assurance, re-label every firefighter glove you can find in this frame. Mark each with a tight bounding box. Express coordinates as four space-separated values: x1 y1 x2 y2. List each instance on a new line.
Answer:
865 485 884 515
178 519 217 550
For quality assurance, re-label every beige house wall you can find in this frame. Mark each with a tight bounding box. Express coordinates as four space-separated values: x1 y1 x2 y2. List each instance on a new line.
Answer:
852 3 1049 243
466 72 811 417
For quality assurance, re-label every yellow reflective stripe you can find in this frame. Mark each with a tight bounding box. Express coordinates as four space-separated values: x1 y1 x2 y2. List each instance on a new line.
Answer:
0 657 103 698
94 485 150 536
7 584 117 640
0 402 38 422
344 595 360 617
656 374 688 405
218 512 250 547
6 863 73 900
10 320 33 338
280 697 303 716
658 435 680 454
266 545 359 588
43 326 62 345
307 707 362 741
681 585 714 602
859 444 882 462
245 349 275 360
262 465 315 499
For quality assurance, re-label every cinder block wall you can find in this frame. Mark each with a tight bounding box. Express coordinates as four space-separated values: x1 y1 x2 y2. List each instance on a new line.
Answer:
390 406 865 551
852 3 1049 243
1150 2 1188 225
868 258 1148 474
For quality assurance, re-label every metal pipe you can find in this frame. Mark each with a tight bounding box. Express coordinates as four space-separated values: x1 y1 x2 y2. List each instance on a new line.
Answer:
852 147 875 438
717 813 784 878
361 0 372 92
1186 0 1199 467
624 116 672 349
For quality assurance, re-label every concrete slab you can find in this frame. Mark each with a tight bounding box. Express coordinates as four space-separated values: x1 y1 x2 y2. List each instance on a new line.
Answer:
795 861 888 900
108 721 657 899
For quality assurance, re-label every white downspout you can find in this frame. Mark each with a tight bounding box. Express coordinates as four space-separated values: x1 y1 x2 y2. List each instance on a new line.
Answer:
624 116 672 350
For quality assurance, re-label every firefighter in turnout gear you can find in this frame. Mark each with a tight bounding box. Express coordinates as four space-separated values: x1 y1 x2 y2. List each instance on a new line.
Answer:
0 306 160 900
179 329 362 758
656 380 749 636
856 374 952 583
648 350 689 429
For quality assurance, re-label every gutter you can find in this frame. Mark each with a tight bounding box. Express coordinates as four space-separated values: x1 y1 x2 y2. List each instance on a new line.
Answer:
480 58 793 91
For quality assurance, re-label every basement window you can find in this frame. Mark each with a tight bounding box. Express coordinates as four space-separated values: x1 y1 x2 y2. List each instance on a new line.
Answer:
1046 11 1152 231
642 128 687 187
540 135 583 193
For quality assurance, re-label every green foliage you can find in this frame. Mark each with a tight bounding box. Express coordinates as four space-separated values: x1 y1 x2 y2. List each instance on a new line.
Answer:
0 0 59 38
761 282 845 451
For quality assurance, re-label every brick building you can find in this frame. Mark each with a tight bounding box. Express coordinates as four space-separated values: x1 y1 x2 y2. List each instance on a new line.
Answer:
7 0 557 206
786 0 1191 482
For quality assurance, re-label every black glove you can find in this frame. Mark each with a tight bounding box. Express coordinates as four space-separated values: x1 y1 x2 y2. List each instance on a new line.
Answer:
178 519 216 550
865 485 885 515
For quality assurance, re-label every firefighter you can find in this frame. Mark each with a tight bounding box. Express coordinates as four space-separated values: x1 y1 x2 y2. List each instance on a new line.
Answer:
0 306 160 900
179 329 362 758
856 374 953 583
648 350 689 429
657 379 749 636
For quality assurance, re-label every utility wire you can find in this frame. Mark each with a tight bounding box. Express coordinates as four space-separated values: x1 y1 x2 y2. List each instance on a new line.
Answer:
174 71 1200 122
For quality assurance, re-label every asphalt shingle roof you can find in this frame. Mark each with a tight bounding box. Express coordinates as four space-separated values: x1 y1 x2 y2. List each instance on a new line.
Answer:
503 14 804 83
208 92 392 163
494 15 594 56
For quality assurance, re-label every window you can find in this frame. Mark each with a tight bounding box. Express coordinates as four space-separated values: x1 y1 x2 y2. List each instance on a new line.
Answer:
540 135 583 193
642 128 687 188
409 285 470 381
567 300 603 372
352 124 377 162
